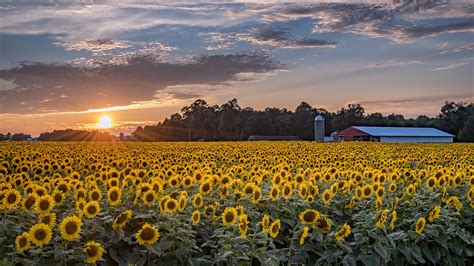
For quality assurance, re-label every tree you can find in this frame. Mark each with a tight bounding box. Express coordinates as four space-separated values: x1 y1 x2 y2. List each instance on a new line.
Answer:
294 102 315 140
458 115 474 142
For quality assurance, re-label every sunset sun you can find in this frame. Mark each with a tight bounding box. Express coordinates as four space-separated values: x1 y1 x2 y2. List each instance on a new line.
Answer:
97 115 112 129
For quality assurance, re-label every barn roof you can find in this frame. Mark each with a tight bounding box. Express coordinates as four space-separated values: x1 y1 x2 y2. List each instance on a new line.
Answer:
352 126 454 137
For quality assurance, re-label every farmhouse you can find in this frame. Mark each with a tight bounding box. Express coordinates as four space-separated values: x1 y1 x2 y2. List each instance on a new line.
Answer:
335 126 454 143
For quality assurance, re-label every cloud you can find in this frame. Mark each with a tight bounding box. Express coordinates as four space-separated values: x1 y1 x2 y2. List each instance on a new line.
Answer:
203 28 336 50
262 1 474 43
430 62 469 71
368 59 422 69
55 39 132 52
0 52 284 114
238 28 337 48
439 43 474 54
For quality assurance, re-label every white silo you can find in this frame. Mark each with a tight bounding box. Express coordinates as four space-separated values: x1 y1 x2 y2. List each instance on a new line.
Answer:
314 115 325 142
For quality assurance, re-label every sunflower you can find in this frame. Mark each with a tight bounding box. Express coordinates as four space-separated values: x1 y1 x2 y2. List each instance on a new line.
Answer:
59 215 82 241
314 216 332 233
376 187 385 199
238 214 249 238
192 193 204 208
298 183 308 199
83 201 100 219
52 190 65 205
40 213 57 228
142 190 156 206
322 189 332 205
375 209 389 229
36 195 55 215
15 232 31 253
3 189 21 209
82 241 104 264
75 198 86 218
446 196 462 213
136 223 160 246
252 187 262 204
389 182 397 193
355 187 363 200
164 198 178 213
415 217 426 235
299 226 309 245
107 187 121 206
428 205 441 222
222 207 238 227
112 210 132 229
243 183 255 196
261 214 270 234
199 181 213 195
389 210 397 230
29 223 52 246
425 176 437 190
269 186 280 201
179 195 187 212
362 185 373 198
334 223 351 241
191 210 200 224
299 209 320 225
282 183 293 200
269 219 281 238
22 193 38 211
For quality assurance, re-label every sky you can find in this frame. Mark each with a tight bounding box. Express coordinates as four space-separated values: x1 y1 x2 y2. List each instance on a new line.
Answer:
0 0 473 136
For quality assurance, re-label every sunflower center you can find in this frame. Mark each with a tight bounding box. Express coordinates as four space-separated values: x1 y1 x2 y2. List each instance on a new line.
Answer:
35 229 47 240
116 213 127 224
19 237 27 247
42 216 51 224
25 197 35 209
364 188 371 196
92 192 99 201
140 228 155 241
110 191 118 201
303 211 316 223
167 201 176 210
39 200 50 210
271 224 278 234
87 205 97 214
65 221 78 234
225 212 235 223
146 194 154 202
7 194 17 204
317 219 327 228
86 246 98 257
54 194 62 203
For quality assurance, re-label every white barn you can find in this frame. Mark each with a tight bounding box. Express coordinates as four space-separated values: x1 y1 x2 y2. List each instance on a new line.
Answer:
336 126 454 143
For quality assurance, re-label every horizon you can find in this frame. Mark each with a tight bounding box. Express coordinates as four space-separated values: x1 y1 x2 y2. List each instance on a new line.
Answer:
1 0 473 136
0 99 464 138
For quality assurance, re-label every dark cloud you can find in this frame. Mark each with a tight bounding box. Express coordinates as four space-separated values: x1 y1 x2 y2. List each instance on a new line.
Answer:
0 52 284 114
245 28 337 48
269 0 474 42
204 28 337 50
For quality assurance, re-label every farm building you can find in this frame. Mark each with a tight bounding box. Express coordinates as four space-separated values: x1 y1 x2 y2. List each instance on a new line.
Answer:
248 135 300 141
335 126 453 143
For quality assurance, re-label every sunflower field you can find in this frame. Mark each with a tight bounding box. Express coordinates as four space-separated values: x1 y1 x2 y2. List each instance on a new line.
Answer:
0 142 473 265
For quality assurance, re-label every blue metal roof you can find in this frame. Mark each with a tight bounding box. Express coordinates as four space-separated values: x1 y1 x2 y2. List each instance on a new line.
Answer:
352 126 454 137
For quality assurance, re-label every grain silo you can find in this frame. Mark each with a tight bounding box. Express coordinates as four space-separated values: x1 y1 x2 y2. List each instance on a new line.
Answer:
314 115 325 142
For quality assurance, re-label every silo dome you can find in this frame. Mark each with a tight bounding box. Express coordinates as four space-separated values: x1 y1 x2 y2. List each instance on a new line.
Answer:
314 115 325 121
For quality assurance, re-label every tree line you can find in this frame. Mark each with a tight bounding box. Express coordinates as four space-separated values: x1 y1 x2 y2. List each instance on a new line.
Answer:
2 99 472 142
132 99 474 142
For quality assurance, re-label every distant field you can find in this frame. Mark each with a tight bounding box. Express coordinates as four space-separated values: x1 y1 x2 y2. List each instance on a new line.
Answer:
1 142 473 265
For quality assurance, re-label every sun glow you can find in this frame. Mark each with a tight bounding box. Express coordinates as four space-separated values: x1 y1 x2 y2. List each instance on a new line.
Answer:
97 115 112 129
